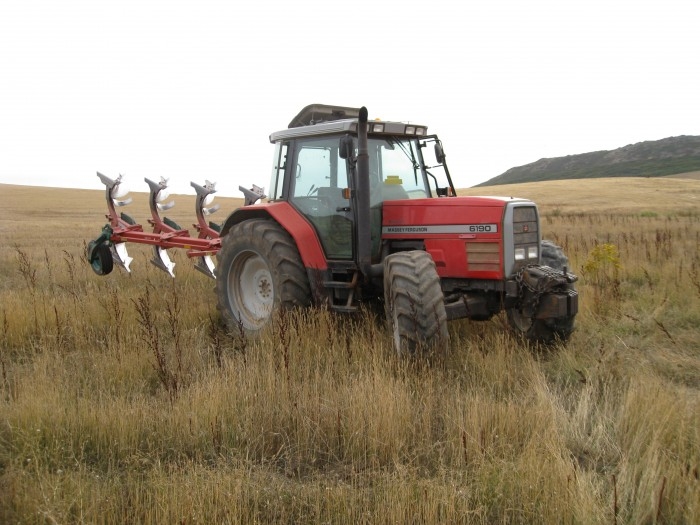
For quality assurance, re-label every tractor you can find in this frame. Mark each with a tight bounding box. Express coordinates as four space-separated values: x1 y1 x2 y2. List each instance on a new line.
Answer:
88 104 578 353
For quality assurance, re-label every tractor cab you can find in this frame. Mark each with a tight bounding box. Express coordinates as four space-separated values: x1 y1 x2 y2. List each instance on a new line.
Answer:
266 104 455 263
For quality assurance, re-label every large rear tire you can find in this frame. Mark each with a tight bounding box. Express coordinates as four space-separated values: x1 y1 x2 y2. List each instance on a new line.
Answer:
215 219 311 335
383 251 449 356
506 239 575 344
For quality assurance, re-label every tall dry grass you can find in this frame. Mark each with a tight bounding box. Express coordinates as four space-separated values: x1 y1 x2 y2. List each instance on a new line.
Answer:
0 180 699 524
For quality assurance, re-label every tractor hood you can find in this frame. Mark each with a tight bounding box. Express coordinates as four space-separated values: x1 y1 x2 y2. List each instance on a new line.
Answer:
381 196 531 237
381 196 538 280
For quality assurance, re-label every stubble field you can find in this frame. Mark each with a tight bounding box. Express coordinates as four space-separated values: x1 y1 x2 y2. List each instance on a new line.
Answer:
0 177 699 524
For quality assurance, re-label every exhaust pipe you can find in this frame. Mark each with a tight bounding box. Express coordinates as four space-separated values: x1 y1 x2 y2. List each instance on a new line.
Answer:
355 106 371 279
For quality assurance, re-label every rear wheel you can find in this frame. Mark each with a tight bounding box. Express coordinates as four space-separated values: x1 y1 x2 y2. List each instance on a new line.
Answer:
507 239 575 344
383 251 449 356
215 219 311 335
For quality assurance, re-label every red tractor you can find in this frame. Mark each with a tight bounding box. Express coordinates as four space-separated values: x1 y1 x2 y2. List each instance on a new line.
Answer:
88 104 578 353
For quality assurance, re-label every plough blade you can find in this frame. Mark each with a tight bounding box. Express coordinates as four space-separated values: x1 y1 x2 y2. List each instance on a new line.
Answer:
194 255 216 279
239 184 266 206
113 197 133 207
151 246 175 277
98 172 133 207
203 203 220 216
111 242 133 272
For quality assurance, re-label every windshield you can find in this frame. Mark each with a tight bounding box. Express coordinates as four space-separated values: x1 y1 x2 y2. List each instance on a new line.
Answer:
368 137 429 205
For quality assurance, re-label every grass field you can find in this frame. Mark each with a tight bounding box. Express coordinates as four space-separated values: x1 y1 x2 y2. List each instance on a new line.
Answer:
1 178 699 524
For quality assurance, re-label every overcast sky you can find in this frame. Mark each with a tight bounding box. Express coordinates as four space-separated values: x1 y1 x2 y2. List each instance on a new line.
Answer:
1 0 698 197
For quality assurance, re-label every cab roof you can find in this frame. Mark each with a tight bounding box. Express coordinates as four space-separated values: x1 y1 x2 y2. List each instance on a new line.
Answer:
270 103 429 143
288 104 361 128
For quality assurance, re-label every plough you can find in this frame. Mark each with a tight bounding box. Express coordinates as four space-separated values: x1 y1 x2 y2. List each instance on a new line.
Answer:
87 172 264 279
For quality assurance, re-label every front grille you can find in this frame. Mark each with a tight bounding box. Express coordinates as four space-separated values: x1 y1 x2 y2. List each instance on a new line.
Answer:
512 205 539 273
513 206 538 244
466 242 500 272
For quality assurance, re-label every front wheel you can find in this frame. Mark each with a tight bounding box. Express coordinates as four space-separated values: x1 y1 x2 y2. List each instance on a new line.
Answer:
540 239 569 270
383 251 449 356
215 219 311 335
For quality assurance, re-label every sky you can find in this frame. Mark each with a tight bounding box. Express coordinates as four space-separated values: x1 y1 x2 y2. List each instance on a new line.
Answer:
1 0 699 197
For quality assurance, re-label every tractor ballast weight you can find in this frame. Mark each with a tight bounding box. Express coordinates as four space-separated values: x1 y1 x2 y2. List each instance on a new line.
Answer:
88 104 578 351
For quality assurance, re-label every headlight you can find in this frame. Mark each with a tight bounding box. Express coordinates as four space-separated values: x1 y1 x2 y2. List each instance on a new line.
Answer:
528 246 538 259
515 248 526 261
405 125 416 134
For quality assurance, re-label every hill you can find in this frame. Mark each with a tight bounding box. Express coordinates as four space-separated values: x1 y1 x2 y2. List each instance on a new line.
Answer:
477 135 700 186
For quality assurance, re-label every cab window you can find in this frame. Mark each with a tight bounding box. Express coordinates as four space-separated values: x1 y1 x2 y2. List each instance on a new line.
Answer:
290 137 352 259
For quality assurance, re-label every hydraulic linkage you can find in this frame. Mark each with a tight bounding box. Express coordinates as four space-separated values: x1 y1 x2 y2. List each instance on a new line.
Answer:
87 172 222 278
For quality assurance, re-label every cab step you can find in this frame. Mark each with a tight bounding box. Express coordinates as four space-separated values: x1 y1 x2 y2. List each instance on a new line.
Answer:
324 269 359 312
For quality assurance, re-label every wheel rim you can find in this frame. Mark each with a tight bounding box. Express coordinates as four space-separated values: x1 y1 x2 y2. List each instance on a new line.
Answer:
228 250 274 330
91 256 103 273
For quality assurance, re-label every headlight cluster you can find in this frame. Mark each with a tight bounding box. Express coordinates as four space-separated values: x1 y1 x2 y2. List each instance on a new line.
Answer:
511 205 539 271
515 245 539 261
360 120 428 137
370 123 426 135
404 125 426 136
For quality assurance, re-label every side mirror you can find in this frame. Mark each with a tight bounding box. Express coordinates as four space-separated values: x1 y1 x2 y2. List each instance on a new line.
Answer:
434 142 446 164
339 134 354 159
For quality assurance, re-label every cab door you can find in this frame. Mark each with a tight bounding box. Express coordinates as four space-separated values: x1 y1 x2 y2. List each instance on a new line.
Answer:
289 136 354 260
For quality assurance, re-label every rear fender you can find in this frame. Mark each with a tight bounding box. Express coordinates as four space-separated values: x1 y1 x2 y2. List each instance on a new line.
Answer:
220 202 328 271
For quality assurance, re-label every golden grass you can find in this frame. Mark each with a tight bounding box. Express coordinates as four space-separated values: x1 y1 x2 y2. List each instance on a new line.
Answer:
0 180 699 523
459 176 700 214
665 170 700 181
